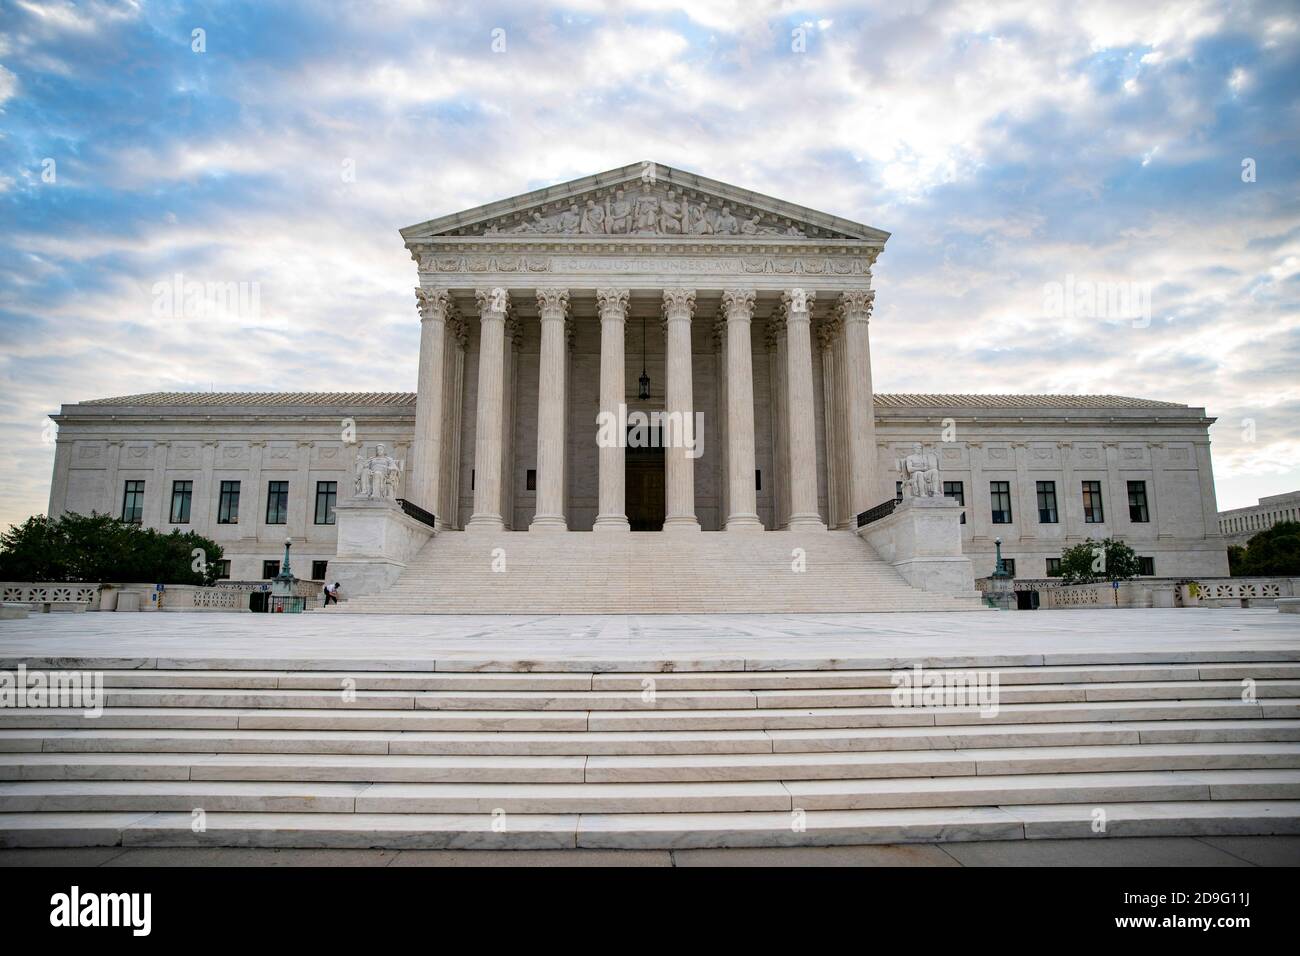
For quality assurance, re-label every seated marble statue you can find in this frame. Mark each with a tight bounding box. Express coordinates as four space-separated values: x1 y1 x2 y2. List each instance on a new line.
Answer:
899 443 941 498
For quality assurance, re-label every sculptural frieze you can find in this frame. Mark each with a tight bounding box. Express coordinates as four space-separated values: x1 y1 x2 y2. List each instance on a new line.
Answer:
475 184 816 238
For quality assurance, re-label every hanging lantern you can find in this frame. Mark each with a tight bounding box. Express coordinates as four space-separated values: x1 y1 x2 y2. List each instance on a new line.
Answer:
638 317 651 400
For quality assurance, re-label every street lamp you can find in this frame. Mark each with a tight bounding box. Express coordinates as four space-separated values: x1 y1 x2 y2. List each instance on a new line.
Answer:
987 537 1015 609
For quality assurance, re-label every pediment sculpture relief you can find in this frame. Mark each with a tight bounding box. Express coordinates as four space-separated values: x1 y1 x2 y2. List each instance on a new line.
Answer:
475 185 814 239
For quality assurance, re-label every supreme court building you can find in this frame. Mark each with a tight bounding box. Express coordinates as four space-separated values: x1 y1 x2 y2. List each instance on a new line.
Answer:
46 163 1230 609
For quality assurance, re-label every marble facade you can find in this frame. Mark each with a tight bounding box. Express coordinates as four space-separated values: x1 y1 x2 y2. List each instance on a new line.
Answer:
44 163 1231 585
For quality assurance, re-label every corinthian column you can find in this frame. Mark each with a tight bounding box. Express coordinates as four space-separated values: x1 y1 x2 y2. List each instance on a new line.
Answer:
530 288 569 532
410 287 449 515
467 287 509 533
838 290 878 517
784 289 826 530
722 289 762 531
594 289 630 532
662 289 700 532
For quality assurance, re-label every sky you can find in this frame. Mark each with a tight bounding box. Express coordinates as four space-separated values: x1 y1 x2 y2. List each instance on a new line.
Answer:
1 0 1297 530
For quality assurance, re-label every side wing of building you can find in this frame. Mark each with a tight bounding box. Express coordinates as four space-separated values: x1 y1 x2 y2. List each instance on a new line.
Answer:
47 394 416 582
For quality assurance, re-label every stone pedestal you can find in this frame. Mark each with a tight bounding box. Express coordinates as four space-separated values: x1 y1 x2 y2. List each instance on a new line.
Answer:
329 497 435 599
857 496 979 599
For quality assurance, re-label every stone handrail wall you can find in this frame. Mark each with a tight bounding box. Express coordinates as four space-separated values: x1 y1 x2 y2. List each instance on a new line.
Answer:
2 583 99 607
1038 577 1298 610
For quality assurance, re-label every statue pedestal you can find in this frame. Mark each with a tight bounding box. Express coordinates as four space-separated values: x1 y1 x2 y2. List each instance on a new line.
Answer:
328 497 435 600
857 496 980 599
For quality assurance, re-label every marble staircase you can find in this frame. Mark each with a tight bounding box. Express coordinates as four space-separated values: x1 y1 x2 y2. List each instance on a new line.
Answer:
1 651 1299 849
330 529 981 614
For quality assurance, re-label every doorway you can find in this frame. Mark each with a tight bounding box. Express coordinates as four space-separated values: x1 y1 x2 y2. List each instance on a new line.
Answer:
626 439 665 532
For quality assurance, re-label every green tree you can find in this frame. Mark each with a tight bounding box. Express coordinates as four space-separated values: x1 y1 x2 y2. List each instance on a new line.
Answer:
1226 544 1247 577
0 512 224 585
1237 521 1300 577
1057 537 1141 585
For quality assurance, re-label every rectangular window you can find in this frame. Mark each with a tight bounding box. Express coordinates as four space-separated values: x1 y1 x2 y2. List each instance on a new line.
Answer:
1128 480 1150 523
169 480 193 524
314 481 337 525
525 469 537 492
990 481 1012 524
262 560 280 580
1046 557 1062 577
1036 481 1058 523
213 559 231 580
1082 480 1104 523
755 470 762 492
266 481 289 525
943 481 965 524
1138 556 1155 576
218 481 241 524
311 560 329 580
121 480 144 524
895 481 904 502
1001 558 1016 577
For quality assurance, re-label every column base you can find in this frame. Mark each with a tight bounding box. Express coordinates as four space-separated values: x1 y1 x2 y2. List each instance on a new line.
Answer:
593 515 630 532
662 516 702 533
787 513 827 531
465 514 505 535
528 515 568 533
725 514 765 531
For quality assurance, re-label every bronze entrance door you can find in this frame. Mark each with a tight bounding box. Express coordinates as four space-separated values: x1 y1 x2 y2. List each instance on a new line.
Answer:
625 446 666 531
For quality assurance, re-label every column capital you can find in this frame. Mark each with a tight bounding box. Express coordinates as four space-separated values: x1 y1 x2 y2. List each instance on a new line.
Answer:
661 288 696 322
415 287 452 322
596 288 630 319
815 314 843 351
535 287 570 320
721 288 756 323
781 288 816 323
836 289 875 323
475 287 509 318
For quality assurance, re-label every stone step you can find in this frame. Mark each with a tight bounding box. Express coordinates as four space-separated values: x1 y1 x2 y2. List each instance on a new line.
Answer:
2 719 1297 756
3 742 1296 784
4 770 1296 816
4 801 1299 849
581 742 1300 783
77 680 1300 713
5 698 1296 732
7 660 1289 691
11 649 1298 673
58 661 1300 691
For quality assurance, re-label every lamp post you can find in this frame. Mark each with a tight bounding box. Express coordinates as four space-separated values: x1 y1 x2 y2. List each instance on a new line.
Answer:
270 537 301 611
987 537 1016 610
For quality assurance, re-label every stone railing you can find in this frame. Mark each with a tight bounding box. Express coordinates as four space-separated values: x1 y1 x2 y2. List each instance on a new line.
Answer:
1036 577 1298 610
1 579 323 613
1179 578 1297 608
1 583 99 611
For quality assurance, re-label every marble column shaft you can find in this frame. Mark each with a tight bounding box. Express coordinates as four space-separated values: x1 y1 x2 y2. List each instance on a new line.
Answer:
783 289 825 529
593 289 630 531
411 288 449 515
467 288 508 532
531 288 569 531
722 289 762 530
662 289 700 532
839 290 878 517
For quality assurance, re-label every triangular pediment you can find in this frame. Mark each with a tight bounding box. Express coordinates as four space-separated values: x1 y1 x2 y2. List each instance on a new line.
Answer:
400 162 888 243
